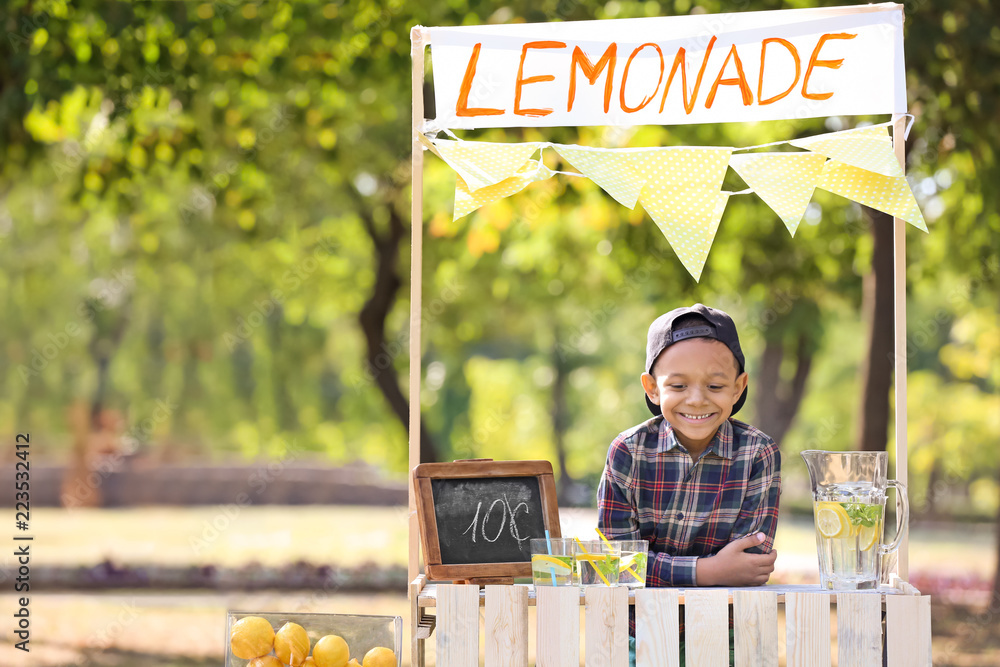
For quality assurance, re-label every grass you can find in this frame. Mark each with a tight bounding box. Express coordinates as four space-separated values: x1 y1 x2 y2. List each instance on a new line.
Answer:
24 505 997 578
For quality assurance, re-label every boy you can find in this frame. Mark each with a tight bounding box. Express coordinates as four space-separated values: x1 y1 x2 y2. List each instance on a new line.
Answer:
597 304 781 665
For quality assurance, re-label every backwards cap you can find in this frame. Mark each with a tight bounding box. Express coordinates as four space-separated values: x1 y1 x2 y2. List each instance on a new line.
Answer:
644 303 747 417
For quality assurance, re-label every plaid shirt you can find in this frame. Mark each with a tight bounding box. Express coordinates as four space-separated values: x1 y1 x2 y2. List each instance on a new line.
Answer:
597 415 781 633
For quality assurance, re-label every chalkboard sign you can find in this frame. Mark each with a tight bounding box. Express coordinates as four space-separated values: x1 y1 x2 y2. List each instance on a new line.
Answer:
412 459 560 582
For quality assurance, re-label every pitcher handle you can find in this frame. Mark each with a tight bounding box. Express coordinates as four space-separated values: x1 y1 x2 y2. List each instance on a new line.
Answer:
879 479 909 556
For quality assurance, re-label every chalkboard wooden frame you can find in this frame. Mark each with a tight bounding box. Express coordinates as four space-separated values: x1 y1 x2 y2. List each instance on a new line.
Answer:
412 459 561 582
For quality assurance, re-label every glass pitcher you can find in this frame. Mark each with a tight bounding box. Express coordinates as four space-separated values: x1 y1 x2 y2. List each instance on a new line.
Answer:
800 450 908 590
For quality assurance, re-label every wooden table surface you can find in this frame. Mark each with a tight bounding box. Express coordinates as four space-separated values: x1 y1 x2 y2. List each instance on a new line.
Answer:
415 581 915 607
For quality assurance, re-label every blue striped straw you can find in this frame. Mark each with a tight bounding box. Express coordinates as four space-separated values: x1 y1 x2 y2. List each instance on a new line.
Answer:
544 529 557 586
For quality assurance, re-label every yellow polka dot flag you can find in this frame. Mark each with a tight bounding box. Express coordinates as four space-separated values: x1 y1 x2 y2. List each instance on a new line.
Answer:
639 188 731 282
631 147 733 191
453 159 554 220
817 160 928 232
729 152 828 236
789 125 903 178
553 145 643 209
432 138 542 192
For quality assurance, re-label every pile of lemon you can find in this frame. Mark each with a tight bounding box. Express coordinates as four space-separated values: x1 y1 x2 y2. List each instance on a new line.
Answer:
230 616 395 667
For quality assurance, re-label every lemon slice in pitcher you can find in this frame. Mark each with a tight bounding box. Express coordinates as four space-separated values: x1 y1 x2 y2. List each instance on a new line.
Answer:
856 523 880 551
815 502 851 539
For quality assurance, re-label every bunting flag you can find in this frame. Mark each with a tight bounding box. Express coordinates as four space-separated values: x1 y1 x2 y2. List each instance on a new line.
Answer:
426 128 928 280
639 188 731 281
631 147 734 192
729 153 828 236
432 139 542 192
817 160 928 232
453 159 554 220
553 145 644 209
789 125 903 178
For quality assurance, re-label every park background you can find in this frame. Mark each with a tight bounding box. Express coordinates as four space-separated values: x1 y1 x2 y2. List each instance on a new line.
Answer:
0 0 997 665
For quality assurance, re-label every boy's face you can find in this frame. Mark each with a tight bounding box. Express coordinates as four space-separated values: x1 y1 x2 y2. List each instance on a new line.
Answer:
640 337 748 454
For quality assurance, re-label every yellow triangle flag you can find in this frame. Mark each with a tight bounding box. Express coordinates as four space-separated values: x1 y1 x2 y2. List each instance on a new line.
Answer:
789 125 903 178
553 145 643 209
631 147 733 191
639 188 731 282
729 152 828 236
817 160 928 232
453 160 554 220
433 139 541 192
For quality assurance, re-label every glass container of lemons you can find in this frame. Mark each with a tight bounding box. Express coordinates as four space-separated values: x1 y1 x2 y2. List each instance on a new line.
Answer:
227 611 401 667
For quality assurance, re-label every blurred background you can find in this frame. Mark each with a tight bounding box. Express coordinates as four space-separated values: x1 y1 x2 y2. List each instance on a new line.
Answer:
0 0 996 665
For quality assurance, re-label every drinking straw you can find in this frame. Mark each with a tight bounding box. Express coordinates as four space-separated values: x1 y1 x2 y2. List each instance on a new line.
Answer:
574 537 612 586
595 527 640 581
544 529 557 586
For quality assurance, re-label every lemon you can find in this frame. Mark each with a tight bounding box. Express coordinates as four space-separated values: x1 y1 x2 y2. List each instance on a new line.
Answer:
312 635 350 667
815 501 850 539
249 657 283 667
230 616 275 660
274 622 311 666
347 660 362 667
532 555 571 572
856 522 880 551
304 659 318 667
362 646 396 667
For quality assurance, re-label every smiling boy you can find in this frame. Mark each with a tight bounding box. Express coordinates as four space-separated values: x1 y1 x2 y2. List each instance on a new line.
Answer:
597 304 781 662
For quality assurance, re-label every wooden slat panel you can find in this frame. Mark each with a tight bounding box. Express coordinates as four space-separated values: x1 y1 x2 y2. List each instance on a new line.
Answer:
785 592 831 667
486 585 528 667
837 593 883 667
585 587 629 667
436 584 480 667
685 589 730 667
410 575 427 667
536 587 580 667
886 595 932 667
635 588 680 667
733 590 778 667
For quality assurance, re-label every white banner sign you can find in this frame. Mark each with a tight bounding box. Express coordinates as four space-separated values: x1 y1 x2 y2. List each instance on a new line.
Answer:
427 4 905 129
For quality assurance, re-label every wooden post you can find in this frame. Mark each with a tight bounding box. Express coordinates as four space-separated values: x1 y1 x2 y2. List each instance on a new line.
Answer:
409 25 427 590
892 114 908 581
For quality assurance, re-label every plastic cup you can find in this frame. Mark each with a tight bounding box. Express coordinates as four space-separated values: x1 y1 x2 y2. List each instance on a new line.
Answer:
529 537 576 586
575 540 620 587
615 540 649 589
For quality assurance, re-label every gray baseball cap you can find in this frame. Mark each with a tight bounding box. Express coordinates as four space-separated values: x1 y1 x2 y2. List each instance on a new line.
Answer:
644 303 747 417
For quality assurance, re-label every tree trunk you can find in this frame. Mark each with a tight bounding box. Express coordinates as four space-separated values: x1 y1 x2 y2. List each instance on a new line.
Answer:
856 208 895 452
754 329 813 446
551 324 575 503
358 205 439 464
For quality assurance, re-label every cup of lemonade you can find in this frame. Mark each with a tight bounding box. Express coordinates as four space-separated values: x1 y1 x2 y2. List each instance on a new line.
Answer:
529 538 576 586
615 540 648 588
575 540 620 586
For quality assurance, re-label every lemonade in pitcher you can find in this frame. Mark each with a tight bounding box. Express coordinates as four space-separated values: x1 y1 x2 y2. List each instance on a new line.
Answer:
802 451 908 591
813 484 884 590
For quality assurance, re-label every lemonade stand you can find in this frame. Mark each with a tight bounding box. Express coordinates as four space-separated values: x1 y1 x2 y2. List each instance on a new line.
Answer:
406 4 932 665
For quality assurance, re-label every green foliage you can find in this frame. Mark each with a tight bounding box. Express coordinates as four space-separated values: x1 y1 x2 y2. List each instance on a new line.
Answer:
0 0 996 519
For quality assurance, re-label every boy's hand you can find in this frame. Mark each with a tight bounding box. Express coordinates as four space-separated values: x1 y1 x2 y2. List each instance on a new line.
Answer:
695 532 777 586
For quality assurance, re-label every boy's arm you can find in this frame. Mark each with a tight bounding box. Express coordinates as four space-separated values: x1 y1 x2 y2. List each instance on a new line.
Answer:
693 438 781 586
597 438 700 586
730 440 781 555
